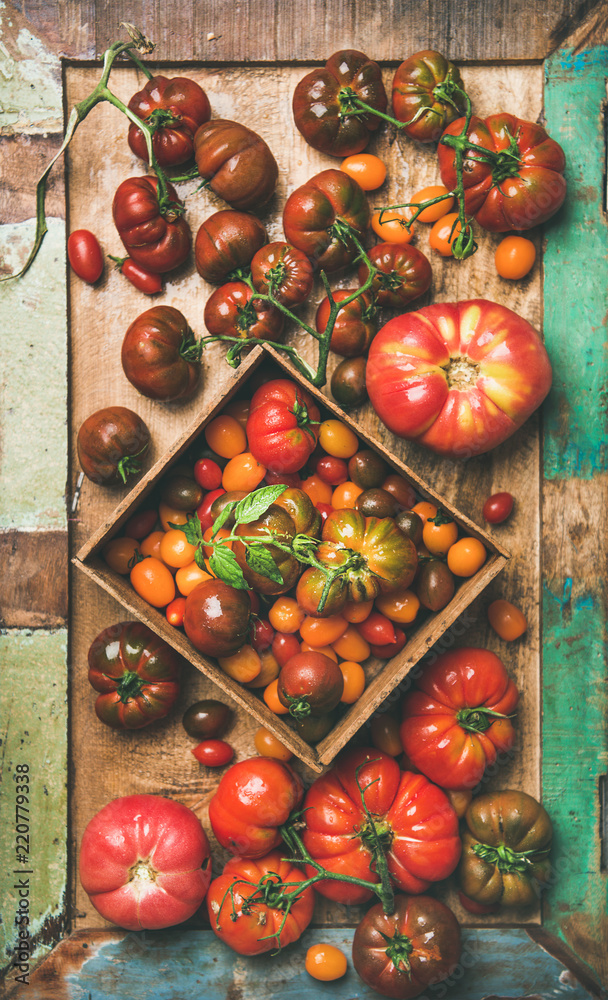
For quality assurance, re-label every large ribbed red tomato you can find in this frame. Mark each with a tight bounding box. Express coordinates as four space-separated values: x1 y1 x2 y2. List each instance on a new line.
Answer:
127 75 211 167
302 747 460 903
366 299 552 458
246 378 320 475
79 795 211 930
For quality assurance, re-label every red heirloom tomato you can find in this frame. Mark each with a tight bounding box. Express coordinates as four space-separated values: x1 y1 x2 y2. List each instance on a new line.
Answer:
77 406 150 485
400 648 519 791
358 243 432 309
250 242 314 307
194 119 279 211
79 794 211 931
127 75 211 167
209 756 303 857
207 851 314 955
316 289 376 357
67 229 104 283
283 169 370 272
184 578 252 657
367 299 553 458
278 651 344 717
353 894 461 999
204 280 284 343
293 49 388 157
302 747 461 903
438 113 566 231
194 210 267 284
246 379 320 475
113 176 191 273
392 50 466 142
88 621 181 729
121 305 200 401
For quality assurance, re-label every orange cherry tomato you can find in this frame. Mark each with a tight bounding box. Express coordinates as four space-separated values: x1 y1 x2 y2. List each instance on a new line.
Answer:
319 419 359 459
175 561 212 596
371 209 414 244
254 726 293 761
264 677 289 714
130 556 176 608
244 649 280 688
268 596 306 634
369 711 402 756
495 236 536 279
412 500 437 524
488 599 528 641
300 614 348 647
140 530 165 560
343 599 374 623
375 588 420 625
331 480 364 509
222 451 266 492
103 536 140 575
222 397 250 428
301 474 333 507
447 537 487 577
218 645 261 683
158 502 188 533
166 595 187 626
410 184 454 223
422 517 459 557
300 642 338 662
204 414 247 459
305 942 348 981
202 525 233 558
332 625 370 662
429 212 467 257
339 660 366 703
341 153 387 191
159 528 197 568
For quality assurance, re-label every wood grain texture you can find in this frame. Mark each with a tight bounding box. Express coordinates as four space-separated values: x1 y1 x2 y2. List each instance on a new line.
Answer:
5 0 601 62
66 60 545 932
0 530 68 627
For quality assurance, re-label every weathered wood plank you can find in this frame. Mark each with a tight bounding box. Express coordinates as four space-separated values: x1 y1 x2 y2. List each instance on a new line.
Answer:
541 43 608 988
0 531 68 627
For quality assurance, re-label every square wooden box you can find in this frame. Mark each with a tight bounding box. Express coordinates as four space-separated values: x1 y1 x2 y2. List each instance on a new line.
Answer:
74 343 509 772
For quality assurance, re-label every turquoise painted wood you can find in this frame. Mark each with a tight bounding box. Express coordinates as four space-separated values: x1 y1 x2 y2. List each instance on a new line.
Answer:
542 43 608 981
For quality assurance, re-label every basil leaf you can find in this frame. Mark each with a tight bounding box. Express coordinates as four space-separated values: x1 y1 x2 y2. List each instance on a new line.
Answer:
210 500 237 537
209 545 248 590
171 514 203 546
245 543 284 585
234 484 288 525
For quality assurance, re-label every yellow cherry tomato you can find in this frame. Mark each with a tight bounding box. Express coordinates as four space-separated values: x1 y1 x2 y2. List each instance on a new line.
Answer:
140 530 165 560
422 517 459 557
130 556 175 608
410 184 454 222
263 678 289 714
204 414 247 459
341 153 387 190
218 645 261 683
339 660 366 703
159 528 197 568
488 599 528 641
495 236 536 279
375 588 420 624
254 726 293 761
447 537 487 576
332 625 370 662
371 208 415 244
319 419 359 459
332 480 364 509
222 452 266 492
244 649 280 688
175 561 212 597
158 502 188 532
103 536 140 575
429 212 466 256
305 943 348 981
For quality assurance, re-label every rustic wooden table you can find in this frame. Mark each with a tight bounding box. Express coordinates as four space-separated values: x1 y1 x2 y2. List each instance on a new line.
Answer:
1 2 607 998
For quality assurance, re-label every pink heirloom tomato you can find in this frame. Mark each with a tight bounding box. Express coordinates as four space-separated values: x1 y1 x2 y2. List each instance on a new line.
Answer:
366 299 552 458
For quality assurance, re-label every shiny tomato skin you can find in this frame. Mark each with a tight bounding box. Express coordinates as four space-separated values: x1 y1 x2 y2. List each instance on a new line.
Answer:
77 406 150 485
246 379 320 475
428 212 464 256
207 851 314 955
302 747 460 903
204 280 284 343
341 153 387 190
194 210 267 284
191 739 234 766
130 557 176 608
316 289 376 357
277 651 344 717
121 305 200 401
250 241 314 307
483 491 514 524
88 621 181 729
358 242 432 308
495 236 536 279
208 757 303 857
366 299 553 458
369 626 406 659
400 648 519 791
115 258 163 294
194 119 278 211
113 176 191 273
79 794 211 931
356 611 395 646
293 50 387 157
184 579 251 657
438 113 566 231
306 942 348 981
392 50 466 142
353 894 461 998
371 209 415 244
283 169 370 272
68 229 104 283
127 75 211 167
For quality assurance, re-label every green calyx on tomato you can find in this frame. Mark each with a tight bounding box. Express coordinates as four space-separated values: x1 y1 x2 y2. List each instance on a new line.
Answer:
116 441 150 485
145 107 183 132
382 929 414 974
456 706 512 733
179 328 203 363
472 841 545 875
115 669 145 703
427 508 454 526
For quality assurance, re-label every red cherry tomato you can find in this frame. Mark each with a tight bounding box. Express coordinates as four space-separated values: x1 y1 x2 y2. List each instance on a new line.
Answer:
482 491 514 524
194 457 223 490
369 626 406 659
316 502 334 523
250 618 275 653
196 488 225 531
316 455 349 485
191 740 234 767
68 229 104 283
166 596 187 626
271 632 301 667
110 255 163 294
355 611 396 646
